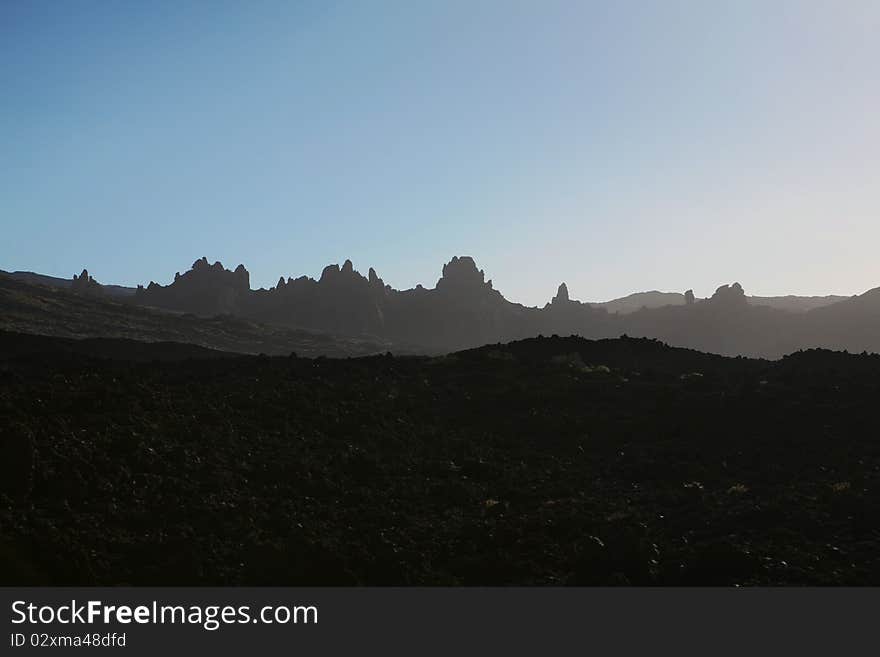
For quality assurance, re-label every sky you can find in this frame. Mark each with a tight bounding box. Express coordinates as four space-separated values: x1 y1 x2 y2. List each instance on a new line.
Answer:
2 1 879 305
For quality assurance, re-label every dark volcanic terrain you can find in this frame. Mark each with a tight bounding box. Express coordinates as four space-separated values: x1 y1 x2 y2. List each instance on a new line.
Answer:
2 332 879 585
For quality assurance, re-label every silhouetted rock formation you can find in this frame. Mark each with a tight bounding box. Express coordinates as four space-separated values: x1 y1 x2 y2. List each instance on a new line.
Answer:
436 256 491 294
552 283 570 305
245 258 389 337
540 280 614 337
368 267 382 287
708 282 747 308
8 266 846 318
135 258 251 316
71 269 103 295
122 255 880 358
376 256 519 350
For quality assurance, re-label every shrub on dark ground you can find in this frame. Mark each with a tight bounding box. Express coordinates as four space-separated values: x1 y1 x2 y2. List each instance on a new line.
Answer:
2 336 880 585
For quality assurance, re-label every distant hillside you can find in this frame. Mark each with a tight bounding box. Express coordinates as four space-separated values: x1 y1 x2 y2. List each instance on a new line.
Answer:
589 291 846 314
589 291 686 314
748 294 848 313
5 270 136 297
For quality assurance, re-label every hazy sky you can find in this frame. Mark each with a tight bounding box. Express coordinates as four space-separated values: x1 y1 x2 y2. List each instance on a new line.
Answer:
2 1 879 305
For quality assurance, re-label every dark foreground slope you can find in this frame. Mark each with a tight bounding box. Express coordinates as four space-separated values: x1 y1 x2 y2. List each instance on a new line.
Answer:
0 273 399 357
2 334 880 585
0 330 238 362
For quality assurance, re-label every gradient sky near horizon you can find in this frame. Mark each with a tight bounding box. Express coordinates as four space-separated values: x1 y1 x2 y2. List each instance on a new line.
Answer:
2 1 879 305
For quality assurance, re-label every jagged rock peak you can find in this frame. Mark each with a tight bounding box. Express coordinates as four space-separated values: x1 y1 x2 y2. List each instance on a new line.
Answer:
71 268 102 294
233 264 250 287
189 257 226 272
368 267 385 288
552 282 570 304
320 264 341 282
342 259 354 274
438 256 486 290
710 282 747 305
685 289 695 305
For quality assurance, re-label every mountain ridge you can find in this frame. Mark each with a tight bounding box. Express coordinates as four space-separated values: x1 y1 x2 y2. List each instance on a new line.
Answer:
4 262 848 313
2 257 877 358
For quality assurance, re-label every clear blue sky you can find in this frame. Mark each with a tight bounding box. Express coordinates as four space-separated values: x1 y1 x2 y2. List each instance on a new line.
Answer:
2 1 878 304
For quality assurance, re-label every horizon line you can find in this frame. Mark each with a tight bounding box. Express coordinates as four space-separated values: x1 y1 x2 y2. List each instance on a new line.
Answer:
4 254 868 308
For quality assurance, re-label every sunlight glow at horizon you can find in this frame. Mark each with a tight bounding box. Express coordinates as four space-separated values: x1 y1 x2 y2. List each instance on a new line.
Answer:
2 1 879 305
